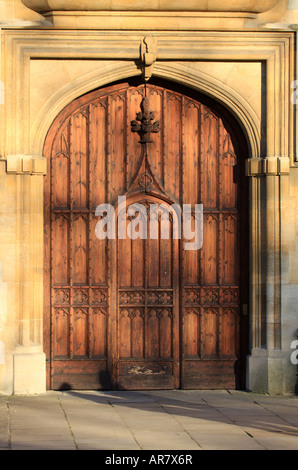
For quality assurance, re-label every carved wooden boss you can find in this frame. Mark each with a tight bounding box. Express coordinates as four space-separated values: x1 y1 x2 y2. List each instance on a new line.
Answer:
131 94 160 145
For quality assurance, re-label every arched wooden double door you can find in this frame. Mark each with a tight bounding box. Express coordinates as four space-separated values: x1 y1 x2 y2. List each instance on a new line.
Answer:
44 79 248 391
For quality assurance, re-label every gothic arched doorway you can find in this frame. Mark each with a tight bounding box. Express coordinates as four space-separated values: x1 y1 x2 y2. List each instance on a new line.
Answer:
43 78 249 390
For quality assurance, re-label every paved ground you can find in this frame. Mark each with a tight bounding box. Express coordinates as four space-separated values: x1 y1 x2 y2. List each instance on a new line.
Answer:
0 390 298 451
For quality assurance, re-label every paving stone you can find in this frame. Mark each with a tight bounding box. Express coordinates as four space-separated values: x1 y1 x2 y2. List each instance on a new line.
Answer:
76 438 140 451
11 441 76 450
134 430 201 451
245 430 298 450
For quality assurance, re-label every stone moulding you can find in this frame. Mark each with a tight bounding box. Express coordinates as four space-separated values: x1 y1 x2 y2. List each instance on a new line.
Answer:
21 0 279 14
245 157 290 176
33 11 260 31
1 30 294 165
5 155 47 175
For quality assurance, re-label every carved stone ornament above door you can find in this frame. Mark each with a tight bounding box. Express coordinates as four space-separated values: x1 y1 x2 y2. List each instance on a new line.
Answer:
21 0 279 14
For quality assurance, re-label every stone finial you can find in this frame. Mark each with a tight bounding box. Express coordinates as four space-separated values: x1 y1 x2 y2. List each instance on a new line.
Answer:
141 37 157 82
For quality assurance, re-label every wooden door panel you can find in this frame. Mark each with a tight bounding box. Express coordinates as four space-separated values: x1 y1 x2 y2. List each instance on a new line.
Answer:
89 102 107 208
52 153 69 208
127 89 145 184
72 215 88 285
44 79 247 391
92 308 107 358
51 360 110 390
201 214 218 285
147 90 163 179
182 360 238 390
52 214 69 285
71 112 88 209
110 94 126 202
183 100 200 207
53 307 69 358
201 112 219 209
89 222 107 285
118 361 175 390
116 203 179 390
165 94 181 200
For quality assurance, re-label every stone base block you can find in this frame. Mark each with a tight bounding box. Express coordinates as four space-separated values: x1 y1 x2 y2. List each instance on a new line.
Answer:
247 349 297 395
13 349 46 395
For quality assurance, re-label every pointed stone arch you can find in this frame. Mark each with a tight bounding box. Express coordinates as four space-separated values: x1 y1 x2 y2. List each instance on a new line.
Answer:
34 62 258 162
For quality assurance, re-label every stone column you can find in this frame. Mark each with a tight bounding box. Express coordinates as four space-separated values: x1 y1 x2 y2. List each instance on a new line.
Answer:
1 155 47 394
246 156 296 394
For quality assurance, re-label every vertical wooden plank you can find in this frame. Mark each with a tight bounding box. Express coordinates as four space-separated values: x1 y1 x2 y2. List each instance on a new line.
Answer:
127 87 144 185
92 309 107 358
73 308 88 357
70 110 88 209
165 94 181 200
89 101 107 209
159 237 172 287
159 217 172 287
221 308 238 357
110 94 126 203
184 309 199 357
131 237 145 288
159 309 172 358
201 308 218 358
52 127 70 209
119 309 131 358
131 310 144 358
148 88 163 181
52 214 69 285
118 218 131 288
147 219 160 288
202 214 218 285
53 308 69 358
147 309 160 358
184 101 200 206
222 215 238 285
89 216 107 285
201 109 219 209
220 123 237 210
183 214 200 285
72 214 88 285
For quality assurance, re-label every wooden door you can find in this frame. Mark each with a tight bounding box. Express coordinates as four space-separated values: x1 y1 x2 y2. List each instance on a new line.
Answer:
112 195 180 390
44 79 248 390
